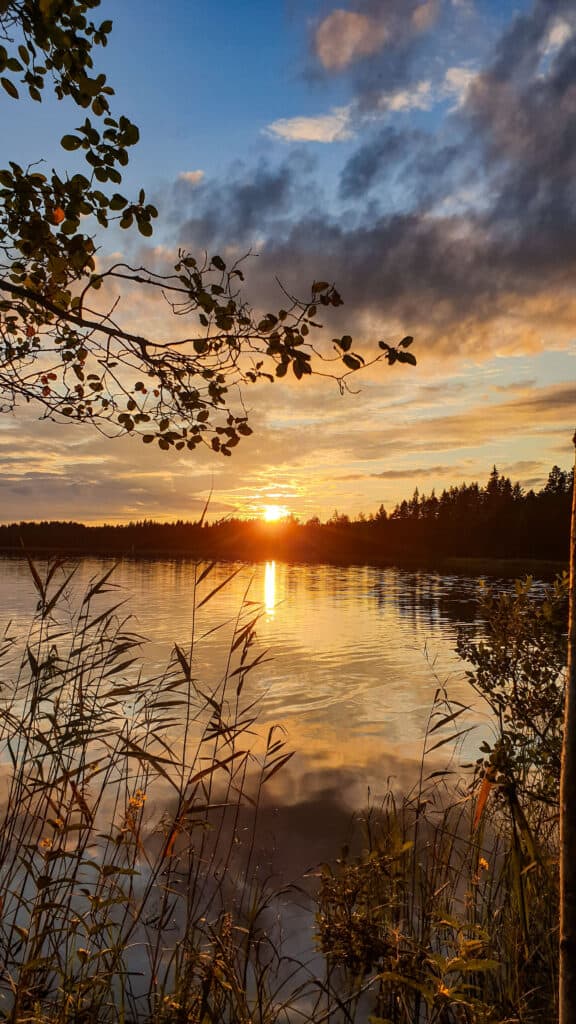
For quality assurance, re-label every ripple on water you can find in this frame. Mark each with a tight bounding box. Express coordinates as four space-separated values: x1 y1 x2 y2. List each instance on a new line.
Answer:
0 555 487 789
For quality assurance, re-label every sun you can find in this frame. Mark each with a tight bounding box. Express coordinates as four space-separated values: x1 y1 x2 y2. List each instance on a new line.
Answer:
263 504 289 522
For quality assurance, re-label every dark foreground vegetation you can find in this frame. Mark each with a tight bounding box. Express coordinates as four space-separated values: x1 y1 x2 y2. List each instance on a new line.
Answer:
0 559 565 1022
0 466 572 569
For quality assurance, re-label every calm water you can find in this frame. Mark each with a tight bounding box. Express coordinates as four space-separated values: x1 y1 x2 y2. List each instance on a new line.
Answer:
0 556 498 1006
0 556 488 817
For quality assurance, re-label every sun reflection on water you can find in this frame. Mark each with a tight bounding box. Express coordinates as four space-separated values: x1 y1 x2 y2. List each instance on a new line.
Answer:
264 561 276 615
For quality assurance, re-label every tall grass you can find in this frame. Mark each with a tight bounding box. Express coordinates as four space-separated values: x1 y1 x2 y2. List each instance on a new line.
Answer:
0 562 561 1023
315 629 560 1023
0 557 305 1023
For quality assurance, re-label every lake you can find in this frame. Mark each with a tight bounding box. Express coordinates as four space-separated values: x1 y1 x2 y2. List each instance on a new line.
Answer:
0 555 489 859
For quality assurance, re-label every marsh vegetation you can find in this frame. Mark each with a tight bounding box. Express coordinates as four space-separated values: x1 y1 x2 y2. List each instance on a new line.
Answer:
0 560 564 1022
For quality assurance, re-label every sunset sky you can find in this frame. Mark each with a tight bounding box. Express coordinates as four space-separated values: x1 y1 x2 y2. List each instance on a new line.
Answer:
2 0 575 523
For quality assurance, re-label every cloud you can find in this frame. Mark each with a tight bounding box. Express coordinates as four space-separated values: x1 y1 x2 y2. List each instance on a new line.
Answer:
339 125 422 198
308 0 451 120
502 459 542 475
411 0 440 34
371 464 460 479
231 376 576 475
7 2 576 527
375 79 433 113
151 98 576 368
0 411 232 524
460 2 576 263
178 170 205 186
162 133 576 364
313 2 440 72
242 2 576 362
75 2 576 518
314 10 390 71
174 152 317 250
333 457 557 495
267 106 353 143
394 383 576 455
267 79 437 149
541 17 573 58
442 66 476 107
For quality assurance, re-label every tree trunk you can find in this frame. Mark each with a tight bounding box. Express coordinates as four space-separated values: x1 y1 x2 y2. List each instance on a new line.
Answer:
559 430 576 1023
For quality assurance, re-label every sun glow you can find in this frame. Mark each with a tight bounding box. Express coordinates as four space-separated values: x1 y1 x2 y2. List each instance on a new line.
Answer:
263 504 289 522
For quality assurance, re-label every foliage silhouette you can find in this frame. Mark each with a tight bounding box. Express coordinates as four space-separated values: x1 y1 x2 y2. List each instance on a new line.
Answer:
458 575 567 807
0 0 413 453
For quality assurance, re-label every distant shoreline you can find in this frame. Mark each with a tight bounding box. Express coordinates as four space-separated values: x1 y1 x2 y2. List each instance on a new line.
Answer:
1 465 570 576
0 541 565 579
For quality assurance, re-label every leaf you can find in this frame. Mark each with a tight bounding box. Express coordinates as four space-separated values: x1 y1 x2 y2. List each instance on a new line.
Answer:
425 725 473 755
60 134 82 151
100 864 140 878
27 645 39 678
375 972 433 1007
66 777 94 825
337 335 352 352
473 773 494 830
399 335 414 347
21 547 45 602
343 353 362 371
428 705 468 734
229 651 272 677
1 77 18 99
189 749 247 785
196 560 216 585
109 193 127 210
82 564 118 603
196 566 243 609
174 643 192 681
445 957 499 974
44 564 78 615
262 750 294 784
122 740 181 792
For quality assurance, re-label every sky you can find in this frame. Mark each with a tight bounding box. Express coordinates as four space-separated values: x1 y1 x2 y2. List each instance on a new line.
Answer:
1 0 576 524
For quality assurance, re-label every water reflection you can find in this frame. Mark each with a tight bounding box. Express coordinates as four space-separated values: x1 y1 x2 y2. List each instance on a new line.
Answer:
0 556 490 804
264 560 276 615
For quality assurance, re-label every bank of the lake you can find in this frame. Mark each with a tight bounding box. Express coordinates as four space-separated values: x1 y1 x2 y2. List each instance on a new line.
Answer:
0 520 568 579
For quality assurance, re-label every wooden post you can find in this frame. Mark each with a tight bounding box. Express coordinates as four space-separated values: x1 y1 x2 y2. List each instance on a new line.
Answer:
559 430 576 1023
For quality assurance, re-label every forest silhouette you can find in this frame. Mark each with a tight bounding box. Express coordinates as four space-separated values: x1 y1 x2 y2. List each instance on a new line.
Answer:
1 464 571 565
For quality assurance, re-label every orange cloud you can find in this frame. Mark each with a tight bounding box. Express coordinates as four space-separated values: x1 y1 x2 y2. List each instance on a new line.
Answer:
315 10 389 71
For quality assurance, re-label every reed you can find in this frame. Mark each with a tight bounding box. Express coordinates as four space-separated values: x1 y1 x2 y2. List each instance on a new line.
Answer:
314 582 562 1023
0 557 302 1024
0 561 561 1023
314 771 557 1021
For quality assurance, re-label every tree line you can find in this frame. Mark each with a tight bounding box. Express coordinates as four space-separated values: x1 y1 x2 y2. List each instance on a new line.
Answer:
1 464 571 564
